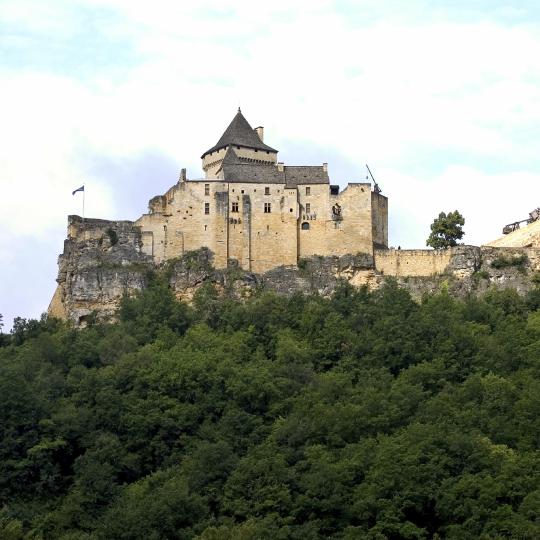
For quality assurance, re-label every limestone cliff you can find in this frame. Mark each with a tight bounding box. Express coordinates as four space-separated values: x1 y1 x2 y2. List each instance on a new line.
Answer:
49 216 540 326
49 216 153 325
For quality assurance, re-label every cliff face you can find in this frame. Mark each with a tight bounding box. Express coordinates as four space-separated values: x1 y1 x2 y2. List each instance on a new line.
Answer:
48 217 153 325
49 216 540 326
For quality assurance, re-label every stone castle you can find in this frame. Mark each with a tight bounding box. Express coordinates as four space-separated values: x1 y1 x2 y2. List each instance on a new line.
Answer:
133 108 388 273
49 109 540 324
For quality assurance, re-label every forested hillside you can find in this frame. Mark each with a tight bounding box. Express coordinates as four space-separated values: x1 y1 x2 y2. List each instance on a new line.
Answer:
1 277 540 539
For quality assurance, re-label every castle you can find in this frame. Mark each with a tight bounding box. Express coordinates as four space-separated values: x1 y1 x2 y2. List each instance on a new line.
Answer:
132 108 388 273
49 109 540 325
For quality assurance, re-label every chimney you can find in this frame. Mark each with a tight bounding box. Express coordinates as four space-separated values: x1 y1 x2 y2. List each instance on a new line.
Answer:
277 162 284 172
254 126 264 141
322 162 328 173
179 168 186 182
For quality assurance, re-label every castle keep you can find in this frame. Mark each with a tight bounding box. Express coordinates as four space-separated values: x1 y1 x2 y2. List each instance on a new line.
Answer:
132 109 388 273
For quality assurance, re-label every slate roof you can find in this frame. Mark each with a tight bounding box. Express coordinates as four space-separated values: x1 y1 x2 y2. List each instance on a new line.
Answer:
220 149 329 185
201 108 278 158
284 166 329 187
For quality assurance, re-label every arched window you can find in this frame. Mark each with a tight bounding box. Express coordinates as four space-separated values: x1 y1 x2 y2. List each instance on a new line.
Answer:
301 222 310 230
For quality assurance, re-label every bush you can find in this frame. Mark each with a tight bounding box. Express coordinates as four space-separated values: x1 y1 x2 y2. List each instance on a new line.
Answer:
490 253 528 270
105 228 118 246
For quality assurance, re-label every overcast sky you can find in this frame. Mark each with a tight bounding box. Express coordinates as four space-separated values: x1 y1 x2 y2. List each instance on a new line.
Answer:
1 0 540 330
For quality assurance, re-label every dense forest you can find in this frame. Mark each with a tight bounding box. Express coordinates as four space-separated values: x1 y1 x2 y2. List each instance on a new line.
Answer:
1 275 540 539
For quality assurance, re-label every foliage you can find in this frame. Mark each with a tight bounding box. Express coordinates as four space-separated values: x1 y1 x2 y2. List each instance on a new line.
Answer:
472 269 490 281
105 228 118 246
491 253 528 271
426 210 465 249
1 281 540 538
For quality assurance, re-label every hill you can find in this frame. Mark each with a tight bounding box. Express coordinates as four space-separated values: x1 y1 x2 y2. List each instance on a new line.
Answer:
2 279 540 538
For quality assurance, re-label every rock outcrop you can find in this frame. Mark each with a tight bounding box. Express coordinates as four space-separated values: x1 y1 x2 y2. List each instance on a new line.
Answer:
48 216 152 325
49 216 540 326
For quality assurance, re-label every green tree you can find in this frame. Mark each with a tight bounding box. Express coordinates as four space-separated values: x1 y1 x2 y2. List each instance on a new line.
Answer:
426 210 465 249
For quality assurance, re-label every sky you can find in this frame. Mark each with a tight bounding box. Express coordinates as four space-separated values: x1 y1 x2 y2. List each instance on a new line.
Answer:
1 0 540 330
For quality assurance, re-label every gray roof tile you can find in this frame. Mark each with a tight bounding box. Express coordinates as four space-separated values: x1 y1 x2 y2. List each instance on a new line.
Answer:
201 108 278 158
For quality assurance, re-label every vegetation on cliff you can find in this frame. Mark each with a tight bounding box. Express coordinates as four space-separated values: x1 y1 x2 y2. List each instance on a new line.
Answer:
1 277 540 539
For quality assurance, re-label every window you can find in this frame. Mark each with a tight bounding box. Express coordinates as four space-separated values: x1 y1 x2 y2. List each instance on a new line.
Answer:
231 202 239 213
204 203 210 215
301 222 310 230
305 203 311 213
306 186 311 196
265 187 270 195
205 184 209 196
264 203 271 213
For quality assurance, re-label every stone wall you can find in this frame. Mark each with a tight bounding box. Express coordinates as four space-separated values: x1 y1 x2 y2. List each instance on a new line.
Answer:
49 227 540 326
132 176 381 274
374 248 454 277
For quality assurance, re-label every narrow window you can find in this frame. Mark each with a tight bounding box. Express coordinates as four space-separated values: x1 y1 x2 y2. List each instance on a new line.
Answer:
232 202 239 213
204 202 210 215
205 184 210 196
302 222 310 230
305 203 311 214
306 186 311 196
264 202 271 213
265 186 270 195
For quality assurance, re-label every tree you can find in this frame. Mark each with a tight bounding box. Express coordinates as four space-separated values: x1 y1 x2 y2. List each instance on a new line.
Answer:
426 210 465 249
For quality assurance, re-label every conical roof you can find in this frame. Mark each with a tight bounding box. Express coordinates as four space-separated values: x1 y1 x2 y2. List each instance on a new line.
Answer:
201 108 278 158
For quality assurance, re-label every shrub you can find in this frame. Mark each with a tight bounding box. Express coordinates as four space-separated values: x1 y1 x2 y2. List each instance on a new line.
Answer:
490 253 528 271
105 228 118 246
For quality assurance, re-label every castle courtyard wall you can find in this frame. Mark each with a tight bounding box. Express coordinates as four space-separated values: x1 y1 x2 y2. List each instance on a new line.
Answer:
374 248 453 276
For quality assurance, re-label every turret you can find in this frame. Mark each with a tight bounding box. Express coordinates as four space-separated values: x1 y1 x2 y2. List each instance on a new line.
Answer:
201 108 278 178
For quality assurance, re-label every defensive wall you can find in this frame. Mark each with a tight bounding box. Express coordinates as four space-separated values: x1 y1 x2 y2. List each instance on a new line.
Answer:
49 215 540 325
374 248 454 277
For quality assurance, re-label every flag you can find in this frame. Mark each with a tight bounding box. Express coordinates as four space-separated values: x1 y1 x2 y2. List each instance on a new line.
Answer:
72 185 84 195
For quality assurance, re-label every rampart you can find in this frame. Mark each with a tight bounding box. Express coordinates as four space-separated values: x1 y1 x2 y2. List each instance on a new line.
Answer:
374 248 454 277
48 218 540 325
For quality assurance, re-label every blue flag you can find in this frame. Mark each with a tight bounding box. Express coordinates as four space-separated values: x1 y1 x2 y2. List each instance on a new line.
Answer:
72 185 84 195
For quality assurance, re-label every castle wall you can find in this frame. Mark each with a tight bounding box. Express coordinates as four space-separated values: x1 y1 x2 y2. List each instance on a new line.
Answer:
297 183 331 259
226 182 297 273
371 192 388 248
297 183 374 259
374 248 453 277
134 179 380 273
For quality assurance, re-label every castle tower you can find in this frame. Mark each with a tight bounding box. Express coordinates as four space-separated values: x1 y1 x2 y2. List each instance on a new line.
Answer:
201 108 278 178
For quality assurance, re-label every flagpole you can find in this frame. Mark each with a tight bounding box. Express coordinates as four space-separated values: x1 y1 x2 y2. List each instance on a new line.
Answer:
82 184 85 222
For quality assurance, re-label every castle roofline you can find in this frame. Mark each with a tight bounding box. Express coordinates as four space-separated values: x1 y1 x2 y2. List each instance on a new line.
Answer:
201 108 278 158
219 161 330 185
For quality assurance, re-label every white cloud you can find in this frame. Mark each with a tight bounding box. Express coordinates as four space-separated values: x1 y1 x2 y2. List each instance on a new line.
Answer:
1 0 540 327
385 165 540 248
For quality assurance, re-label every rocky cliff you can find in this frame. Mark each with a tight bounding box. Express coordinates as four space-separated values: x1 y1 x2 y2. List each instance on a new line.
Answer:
49 216 540 326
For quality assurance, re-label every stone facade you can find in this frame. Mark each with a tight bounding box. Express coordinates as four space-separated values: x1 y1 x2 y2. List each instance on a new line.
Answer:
133 109 388 274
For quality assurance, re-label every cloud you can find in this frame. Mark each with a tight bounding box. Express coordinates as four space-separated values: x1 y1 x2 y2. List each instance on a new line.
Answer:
385 165 540 248
1 0 540 328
